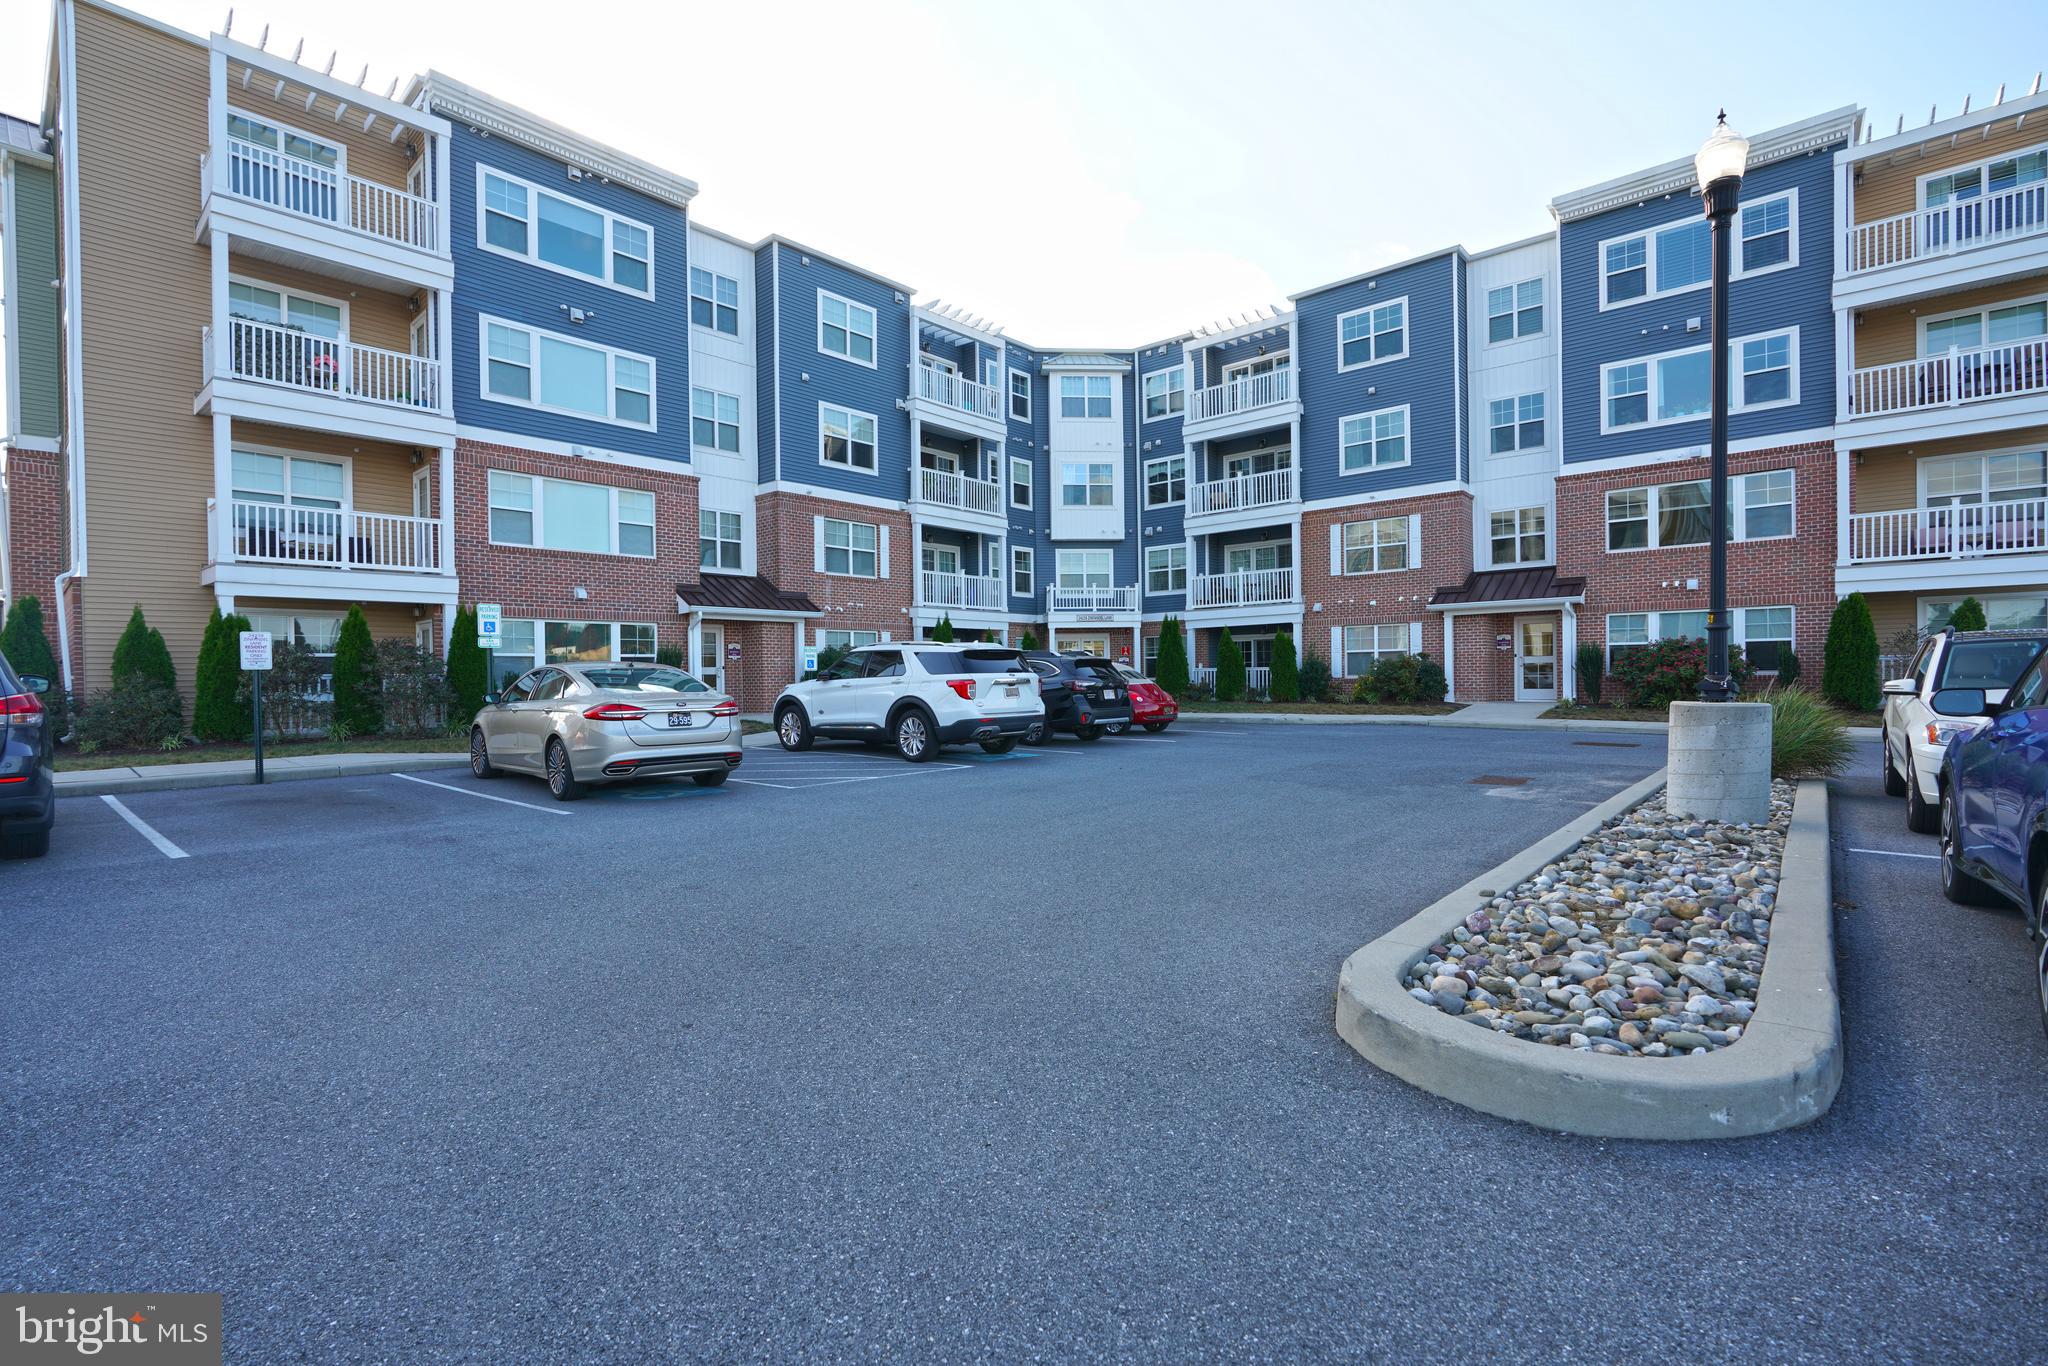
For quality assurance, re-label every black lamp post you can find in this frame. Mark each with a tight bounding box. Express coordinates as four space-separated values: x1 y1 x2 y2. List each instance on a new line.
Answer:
1694 112 1751 703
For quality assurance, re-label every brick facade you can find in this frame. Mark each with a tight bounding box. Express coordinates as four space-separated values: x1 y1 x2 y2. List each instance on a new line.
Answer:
1447 611 1547 703
1 446 67 667
1556 441 1837 696
1301 490 1472 677
700 617 802 716
755 490 913 648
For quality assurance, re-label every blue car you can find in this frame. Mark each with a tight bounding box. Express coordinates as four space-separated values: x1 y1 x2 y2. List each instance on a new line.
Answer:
1933 650 2048 1036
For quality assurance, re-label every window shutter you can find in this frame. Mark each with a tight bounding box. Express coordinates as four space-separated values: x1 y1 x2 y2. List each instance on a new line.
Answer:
1409 620 1424 653
1407 514 1422 569
878 524 891 578
880 630 892 641
1330 522 1344 576
1330 626 1345 675
813 516 826 574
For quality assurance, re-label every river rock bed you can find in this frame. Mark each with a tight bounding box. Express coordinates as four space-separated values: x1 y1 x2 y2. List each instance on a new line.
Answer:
1402 781 1795 1057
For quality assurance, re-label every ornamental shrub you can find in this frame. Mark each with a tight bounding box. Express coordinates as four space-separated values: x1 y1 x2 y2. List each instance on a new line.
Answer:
329 605 381 737
1358 651 1422 704
193 606 253 742
1269 631 1299 702
1155 617 1190 695
654 644 685 668
1018 631 1040 651
1413 652 1448 705
1820 593 1881 712
1214 629 1245 702
932 614 955 643
447 606 490 718
373 638 453 737
1298 645 1332 703
1947 596 1987 632
1778 649 1802 688
1765 686 1852 778
110 606 177 691
255 639 332 741
1609 636 1754 709
74 680 184 753
0 596 68 734
1575 643 1604 704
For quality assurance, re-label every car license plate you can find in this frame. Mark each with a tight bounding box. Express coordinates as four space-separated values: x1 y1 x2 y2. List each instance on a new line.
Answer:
1104 688 1118 700
1003 685 1018 698
667 711 694 729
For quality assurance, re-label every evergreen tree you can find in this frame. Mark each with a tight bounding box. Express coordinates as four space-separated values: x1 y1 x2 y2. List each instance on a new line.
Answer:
1018 630 1040 651
110 606 177 690
192 606 253 741
446 606 489 717
1269 630 1299 702
1947 596 1987 632
0 596 58 682
329 605 382 737
932 614 955 643
1155 616 1190 695
1820 592 1880 712
1215 628 1245 702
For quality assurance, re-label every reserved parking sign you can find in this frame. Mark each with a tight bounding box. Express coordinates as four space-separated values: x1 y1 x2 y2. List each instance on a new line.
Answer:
238 631 273 670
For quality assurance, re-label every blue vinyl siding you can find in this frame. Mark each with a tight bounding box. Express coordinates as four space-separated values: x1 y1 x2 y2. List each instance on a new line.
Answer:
775 244 912 499
440 124 688 461
1004 344 1052 612
1558 143 1841 464
1454 256 1470 484
1137 341 1189 612
1294 252 1461 500
756 247 779 482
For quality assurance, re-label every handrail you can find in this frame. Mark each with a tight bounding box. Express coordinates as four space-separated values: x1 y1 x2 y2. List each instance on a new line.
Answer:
1845 179 2048 275
215 497 447 572
1846 335 2048 418
1844 497 2048 563
1188 368 1293 423
1189 567 1297 608
1190 465 1297 515
915 365 1001 421
213 134 441 252
220 315 444 411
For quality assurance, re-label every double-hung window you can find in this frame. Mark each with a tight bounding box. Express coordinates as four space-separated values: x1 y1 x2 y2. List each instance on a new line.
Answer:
819 404 878 472
1655 219 1711 293
1009 457 1033 508
1339 406 1409 472
1741 334 1792 406
1655 481 1710 546
1488 393 1545 453
1740 195 1791 271
1742 607 1794 672
689 267 740 334
1338 298 1406 368
1342 624 1408 677
818 291 877 366
1009 369 1032 421
478 168 654 296
1487 279 1543 342
1144 455 1186 507
1142 366 1185 420
1061 462 1115 507
699 509 742 570
1605 331 1796 431
822 518 878 577
488 470 654 557
691 388 741 453
1146 545 1187 594
1604 194 1795 308
1059 375 1112 418
1606 480 1711 550
1057 549 1113 589
1490 507 1547 565
1341 516 1409 574
1741 469 1794 538
1011 547 1033 597
480 317 656 429
1605 487 1650 550
1603 237 1648 303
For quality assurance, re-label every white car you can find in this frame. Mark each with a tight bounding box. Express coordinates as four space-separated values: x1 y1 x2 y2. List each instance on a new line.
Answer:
773 642 1043 761
1881 628 2048 833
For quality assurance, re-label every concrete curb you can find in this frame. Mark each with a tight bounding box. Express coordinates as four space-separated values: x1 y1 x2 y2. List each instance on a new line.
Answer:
1334 774 1841 1140
54 754 467 797
1179 711 1671 732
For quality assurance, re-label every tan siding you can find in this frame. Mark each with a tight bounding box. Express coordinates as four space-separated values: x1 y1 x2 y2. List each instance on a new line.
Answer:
229 422 423 516
236 597 426 642
1855 273 2048 366
225 61 418 197
1850 426 2048 512
1864 591 1919 647
1854 121 2048 225
226 253 420 354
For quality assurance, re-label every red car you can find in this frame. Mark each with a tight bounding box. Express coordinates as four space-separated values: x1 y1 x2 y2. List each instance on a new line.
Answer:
1115 666 1178 733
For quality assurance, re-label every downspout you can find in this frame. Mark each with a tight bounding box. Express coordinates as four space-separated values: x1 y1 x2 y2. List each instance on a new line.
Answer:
51 0 86 696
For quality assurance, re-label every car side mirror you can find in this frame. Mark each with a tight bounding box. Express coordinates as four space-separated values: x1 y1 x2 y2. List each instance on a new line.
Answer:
19 675 49 695
1880 677 1917 696
1929 687 1990 718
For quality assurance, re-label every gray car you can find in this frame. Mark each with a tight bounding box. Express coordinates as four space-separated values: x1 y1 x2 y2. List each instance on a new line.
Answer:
469 661 742 801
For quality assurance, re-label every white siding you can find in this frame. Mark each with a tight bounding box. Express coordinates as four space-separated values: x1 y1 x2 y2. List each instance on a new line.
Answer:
1466 236 1560 570
689 226 758 574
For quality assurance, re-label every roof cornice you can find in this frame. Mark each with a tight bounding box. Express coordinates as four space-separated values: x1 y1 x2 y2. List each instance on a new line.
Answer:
1551 106 1861 223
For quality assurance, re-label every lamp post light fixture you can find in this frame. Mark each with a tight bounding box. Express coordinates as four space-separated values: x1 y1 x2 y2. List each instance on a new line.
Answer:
1694 112 1750 702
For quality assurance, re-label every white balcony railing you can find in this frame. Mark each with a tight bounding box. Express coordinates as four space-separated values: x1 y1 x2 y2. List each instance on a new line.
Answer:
1844 180 2048 275
1188 368 1293 424
1190 664 1273 696
1190 465 1297 516
206 135 441 252
1190 567 1297 608
207 497 447 573
1845 497 2048 564
915 365 1002 422
919 570 1006 610
1046 586 1138 614
913 466 1002 515
208 317 444 412
1846 336 2048 418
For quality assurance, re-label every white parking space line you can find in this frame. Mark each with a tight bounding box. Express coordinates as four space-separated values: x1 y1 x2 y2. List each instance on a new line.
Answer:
726 777 801 790
394 772 573 815
1107 736 1176 743
101 795 189 859
1849 846 1940 860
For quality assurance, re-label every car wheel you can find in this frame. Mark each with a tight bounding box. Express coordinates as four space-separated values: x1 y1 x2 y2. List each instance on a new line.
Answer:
1102 720 1127 735
470 727 500 779
1905 770 1938 834
2038 931 2048 1042
1143 722 1171 733
1938 784 1997 906
775 704 814 752
0 824 50 859
1880 731 1907 797
980 737 1019 754
1023 720 1047 745
894 708 934 763
692 769 730 788
1074 723 1101 742
545 739 586 802
2036 875 2048 1040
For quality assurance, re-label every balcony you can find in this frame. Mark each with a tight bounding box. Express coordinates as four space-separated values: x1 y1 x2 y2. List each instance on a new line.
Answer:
1187 465 1298 521
204 135 441 252
910 365 1004 439
1183 369 1297 438
209 317 444 411
1190 567 1297 609
1192 664 1273 696
910 466 1003 521
918 570 1007 611
1844 336 2048 437
1046 586 1138 616
206 498 449 574
1844 181 2048 279
1845 498 2047 565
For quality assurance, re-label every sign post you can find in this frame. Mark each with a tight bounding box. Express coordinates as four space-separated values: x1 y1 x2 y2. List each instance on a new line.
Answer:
477 603 502 700
239 630 274 784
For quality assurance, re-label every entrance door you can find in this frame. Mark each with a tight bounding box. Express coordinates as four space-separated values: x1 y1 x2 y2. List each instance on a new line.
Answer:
1054 634 1109 658
415 618 434 654
1514 616 1556 701
698 624 724 693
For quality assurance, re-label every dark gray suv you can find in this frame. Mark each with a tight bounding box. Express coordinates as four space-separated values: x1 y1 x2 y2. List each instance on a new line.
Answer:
0 649 56 858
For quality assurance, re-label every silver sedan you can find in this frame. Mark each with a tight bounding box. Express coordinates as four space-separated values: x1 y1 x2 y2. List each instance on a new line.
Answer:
469 661 742 801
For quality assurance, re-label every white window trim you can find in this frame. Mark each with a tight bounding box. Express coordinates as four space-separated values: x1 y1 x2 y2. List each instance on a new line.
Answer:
1914 445 2048 506
226 105 347 177
1914 140 2048 207
1603 469 1794 554
689 266 741 337
1486 390 1547 455
1222 351 1290 384
1009 456 1034 509
1143 453 1187 508
816 288 879 370
1913 289 2048 355
1335 296 1410 372
1011 547 1033 597
1604 607 1791 672
1738 605 1795 674
1340 623 1414 677
477 314 658 431
473 164 656 299
230 441 356 505
1334 513 1418 577
690 385 743 454
1056 548 1116 589
1595 187 1800 311
1058 460 1118 508
1221 537 1290 573
226 273 352 338
1916 591 2048 631
1008 367 1033 423
1488 505 1550 567
486 469 657 559
501 620 661 669
1484 278 1545 345
1141 365 1187 423
817 400 881 476
1057 374 1116 421
1336 403 1413 476
1145 544 1188 594
1596 326 1801 436
1736 468 1797 541
819 515 884 579
698 507 744 573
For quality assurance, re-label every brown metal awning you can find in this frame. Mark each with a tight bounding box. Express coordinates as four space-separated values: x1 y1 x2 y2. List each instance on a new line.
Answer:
1428 567 1587 609
676 576 822 619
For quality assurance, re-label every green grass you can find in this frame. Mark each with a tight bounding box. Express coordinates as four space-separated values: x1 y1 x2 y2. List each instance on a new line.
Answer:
57 734 468 772
1178 699 1463 716
741 719 772 736
1541 702 1671 723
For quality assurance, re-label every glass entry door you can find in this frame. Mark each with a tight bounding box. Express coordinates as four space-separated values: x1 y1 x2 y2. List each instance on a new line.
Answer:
698 625 724 693
1514 616 1556 701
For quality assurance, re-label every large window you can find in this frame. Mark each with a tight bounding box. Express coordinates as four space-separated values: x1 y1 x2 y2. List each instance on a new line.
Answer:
1061 462 1115 507
1057 549 1113 589
1743 607 1793 673
1921 592 2048 632
1143 366 1186 421
690 387 742 453
488 470 653 556
1146 545 1187 594
699 509 742 570
1059 375 1113 419
1009 369 1032 422
1011 547 1033 597
1340 516 1410 574
232 450 345 509
228 278 344 339
1339 406 1409 472
1601 329 1797 432
1920 298 2046 356
1487 279 1543 342
1008 456 1034 509
818 290 877 366
1602 192 1796 307
243 611 342 695
822 518 879 577
1924 148 2048 208
1607 471 1793 550
480 318 655 429
1741 469 1794 538
819 404 878 472
1920 449 2048 507
477 168 654 296
1490 507 1547 565
1144 455 1186 507
1606 608 1791 673
1338 298 1407 369
1488 392 1545 453
491 620 657 686
1342 623 1408 677
690 267 740 334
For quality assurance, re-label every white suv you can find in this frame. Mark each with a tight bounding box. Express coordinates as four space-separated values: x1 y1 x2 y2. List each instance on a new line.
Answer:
774 643 1043 761
1882 628 2048 832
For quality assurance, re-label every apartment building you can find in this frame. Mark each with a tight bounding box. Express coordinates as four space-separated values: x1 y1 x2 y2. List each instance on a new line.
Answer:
5 0 2043 719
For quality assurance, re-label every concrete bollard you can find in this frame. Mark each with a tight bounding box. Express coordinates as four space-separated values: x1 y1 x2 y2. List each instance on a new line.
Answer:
1666 701 1772 824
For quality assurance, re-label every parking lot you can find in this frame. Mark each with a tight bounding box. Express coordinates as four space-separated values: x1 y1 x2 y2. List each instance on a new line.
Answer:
6 724 2047 1360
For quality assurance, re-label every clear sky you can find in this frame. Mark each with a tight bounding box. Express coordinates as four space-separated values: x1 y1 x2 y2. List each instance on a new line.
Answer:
5 0 2044 345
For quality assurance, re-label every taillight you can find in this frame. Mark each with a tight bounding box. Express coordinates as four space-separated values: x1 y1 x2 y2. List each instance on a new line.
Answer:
711 700 740 717
945 679 975 701
0 692 43 726
583 702 648 722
